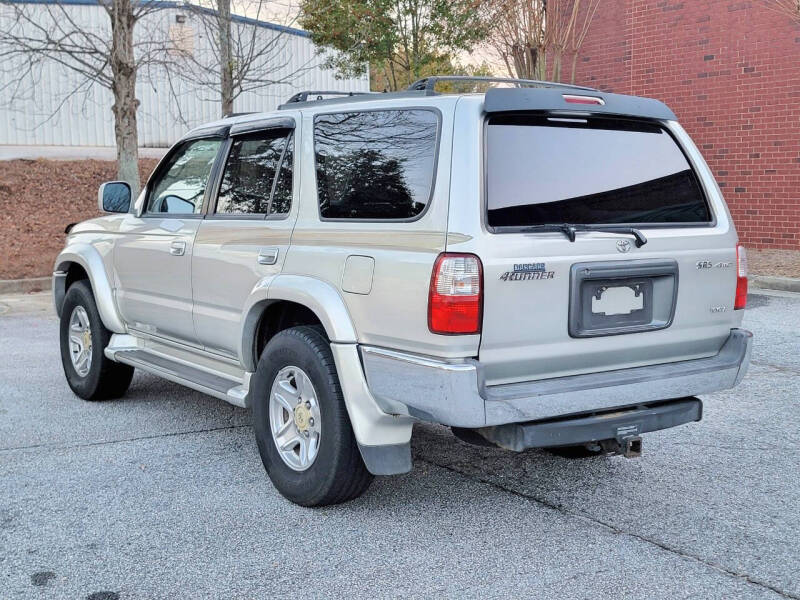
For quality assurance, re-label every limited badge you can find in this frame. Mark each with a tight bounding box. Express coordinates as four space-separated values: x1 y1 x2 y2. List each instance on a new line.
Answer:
499 263 555 281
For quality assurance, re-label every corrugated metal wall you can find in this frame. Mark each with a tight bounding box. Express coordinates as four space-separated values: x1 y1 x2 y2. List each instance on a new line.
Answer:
0 2 369 147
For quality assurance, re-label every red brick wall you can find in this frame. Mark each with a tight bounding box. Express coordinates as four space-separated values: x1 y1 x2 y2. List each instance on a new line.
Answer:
571 0 800 249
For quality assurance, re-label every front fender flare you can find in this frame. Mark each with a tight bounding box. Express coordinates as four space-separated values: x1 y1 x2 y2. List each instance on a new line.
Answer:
54 244 126 333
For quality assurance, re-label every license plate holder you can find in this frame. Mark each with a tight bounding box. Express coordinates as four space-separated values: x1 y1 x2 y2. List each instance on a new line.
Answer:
585 278 653 328
569 260 678 338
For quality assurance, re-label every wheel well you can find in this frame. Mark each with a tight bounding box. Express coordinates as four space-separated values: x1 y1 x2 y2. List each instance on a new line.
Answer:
65 263 89 292
255 301 324 360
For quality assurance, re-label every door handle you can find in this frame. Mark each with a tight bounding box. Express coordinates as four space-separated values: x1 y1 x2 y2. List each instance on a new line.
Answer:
257 247 279 265
170 240 186 256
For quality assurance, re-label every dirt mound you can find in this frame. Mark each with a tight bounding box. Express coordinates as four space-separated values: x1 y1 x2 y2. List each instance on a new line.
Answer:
0 159 157 279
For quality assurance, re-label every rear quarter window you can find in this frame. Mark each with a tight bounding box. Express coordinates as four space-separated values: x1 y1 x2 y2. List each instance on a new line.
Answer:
313 109 439 220
486 115 712 229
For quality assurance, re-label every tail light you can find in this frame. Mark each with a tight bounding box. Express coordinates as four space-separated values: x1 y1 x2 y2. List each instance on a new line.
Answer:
428 253 482 334
735 243 747 310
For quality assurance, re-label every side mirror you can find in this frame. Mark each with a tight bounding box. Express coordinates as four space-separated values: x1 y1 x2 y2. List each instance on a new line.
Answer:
98 181 131 213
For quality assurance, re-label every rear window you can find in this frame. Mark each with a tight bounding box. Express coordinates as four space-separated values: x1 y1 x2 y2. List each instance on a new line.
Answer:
486 115 711 229
314 109 439 220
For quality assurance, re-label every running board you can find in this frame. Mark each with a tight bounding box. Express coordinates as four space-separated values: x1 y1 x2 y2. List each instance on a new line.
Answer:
111 348 250 408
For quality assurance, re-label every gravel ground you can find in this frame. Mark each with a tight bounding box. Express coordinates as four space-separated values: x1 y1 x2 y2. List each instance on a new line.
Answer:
1 291 798 599
749 249 800 279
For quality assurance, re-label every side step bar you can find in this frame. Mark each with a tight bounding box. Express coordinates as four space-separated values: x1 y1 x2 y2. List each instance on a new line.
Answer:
112 349 250 408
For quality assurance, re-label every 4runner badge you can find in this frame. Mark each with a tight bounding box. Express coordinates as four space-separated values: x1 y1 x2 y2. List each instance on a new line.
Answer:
499 263 555 281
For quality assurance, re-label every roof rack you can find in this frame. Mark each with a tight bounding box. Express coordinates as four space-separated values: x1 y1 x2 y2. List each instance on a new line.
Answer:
222 112 257 119
407 76 599 95
283 90 377 104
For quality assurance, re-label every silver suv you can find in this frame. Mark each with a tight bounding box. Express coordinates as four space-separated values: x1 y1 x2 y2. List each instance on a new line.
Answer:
54 77 752 506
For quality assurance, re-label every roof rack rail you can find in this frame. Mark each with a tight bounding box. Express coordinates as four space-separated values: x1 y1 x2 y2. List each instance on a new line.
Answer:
407 76 598 95
284 90 377 104
222 112 257 119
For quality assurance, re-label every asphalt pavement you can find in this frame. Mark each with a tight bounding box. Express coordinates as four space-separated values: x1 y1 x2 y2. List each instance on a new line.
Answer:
1 291 798 599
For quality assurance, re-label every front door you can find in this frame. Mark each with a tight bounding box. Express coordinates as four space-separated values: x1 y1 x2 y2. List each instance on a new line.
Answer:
115 137 223 344
191 125 297 357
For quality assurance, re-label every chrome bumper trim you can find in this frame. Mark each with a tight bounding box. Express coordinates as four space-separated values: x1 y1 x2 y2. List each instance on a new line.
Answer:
360 329 753 428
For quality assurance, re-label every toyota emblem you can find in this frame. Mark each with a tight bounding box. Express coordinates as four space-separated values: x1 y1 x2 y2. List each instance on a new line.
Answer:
616 239 632 253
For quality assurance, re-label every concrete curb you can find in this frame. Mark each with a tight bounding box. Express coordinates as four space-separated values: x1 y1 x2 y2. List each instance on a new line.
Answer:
750 275 800 293
0 276 51 295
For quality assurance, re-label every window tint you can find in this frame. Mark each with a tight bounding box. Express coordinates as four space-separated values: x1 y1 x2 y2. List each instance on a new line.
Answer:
147 138 221 214
314 109 438 220
216 131 292 215
270 132 293 215
486 116 711 228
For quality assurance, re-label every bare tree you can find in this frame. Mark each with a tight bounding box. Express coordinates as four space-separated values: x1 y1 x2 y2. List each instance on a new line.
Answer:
485 0 547 80
0 0 172 194
761 0 800 22
178 0 309 116
567 0 599 83
483 0 599 83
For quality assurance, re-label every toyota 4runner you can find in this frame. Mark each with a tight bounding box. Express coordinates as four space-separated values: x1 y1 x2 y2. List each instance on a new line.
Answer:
54 77 753 506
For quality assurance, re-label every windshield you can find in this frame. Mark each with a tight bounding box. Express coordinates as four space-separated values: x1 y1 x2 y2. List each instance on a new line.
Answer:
486 115 711 229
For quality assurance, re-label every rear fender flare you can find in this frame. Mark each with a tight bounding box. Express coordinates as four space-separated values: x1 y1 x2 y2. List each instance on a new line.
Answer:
266 274 358 343
238 274 358 372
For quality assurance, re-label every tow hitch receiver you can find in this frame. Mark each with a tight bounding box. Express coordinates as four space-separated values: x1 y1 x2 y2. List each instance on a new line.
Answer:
597 436 642 458
624 436 642 458
584 435 642 458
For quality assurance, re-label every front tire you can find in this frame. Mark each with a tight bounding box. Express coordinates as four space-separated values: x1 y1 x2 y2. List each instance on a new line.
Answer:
251 326 373 506
59 280 134 400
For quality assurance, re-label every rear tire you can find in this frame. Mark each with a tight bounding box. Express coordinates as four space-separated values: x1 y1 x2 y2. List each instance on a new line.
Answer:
59 280 134 400
251 326 373 506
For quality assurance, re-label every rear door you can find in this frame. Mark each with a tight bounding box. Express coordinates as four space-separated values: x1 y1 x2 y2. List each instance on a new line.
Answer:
191 120 297 357
455 105 740 386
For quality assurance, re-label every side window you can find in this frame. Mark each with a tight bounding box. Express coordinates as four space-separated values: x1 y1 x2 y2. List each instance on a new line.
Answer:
314 109 438 220
270 132 293 216
147 138 221 214
216 130 293 216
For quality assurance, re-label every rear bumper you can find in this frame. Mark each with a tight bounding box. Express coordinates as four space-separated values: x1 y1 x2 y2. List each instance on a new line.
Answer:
477 397 702 451
360 328 752 428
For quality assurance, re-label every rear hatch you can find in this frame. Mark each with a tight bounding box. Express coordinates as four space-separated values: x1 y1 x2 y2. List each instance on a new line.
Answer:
471 97 741 386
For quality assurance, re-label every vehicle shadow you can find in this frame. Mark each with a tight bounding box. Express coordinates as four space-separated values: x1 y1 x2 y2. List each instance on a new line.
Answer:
331 421 638 513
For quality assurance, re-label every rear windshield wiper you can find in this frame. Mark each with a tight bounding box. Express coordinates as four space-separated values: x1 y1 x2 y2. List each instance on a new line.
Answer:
514 223 581 240
581 225 648 247
514 223 647 247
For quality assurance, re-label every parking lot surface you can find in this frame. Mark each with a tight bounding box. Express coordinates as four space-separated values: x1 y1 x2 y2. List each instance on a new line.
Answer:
1 291 798 599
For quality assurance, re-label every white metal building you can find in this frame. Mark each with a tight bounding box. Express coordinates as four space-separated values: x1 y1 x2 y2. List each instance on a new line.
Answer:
0 0 369 147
